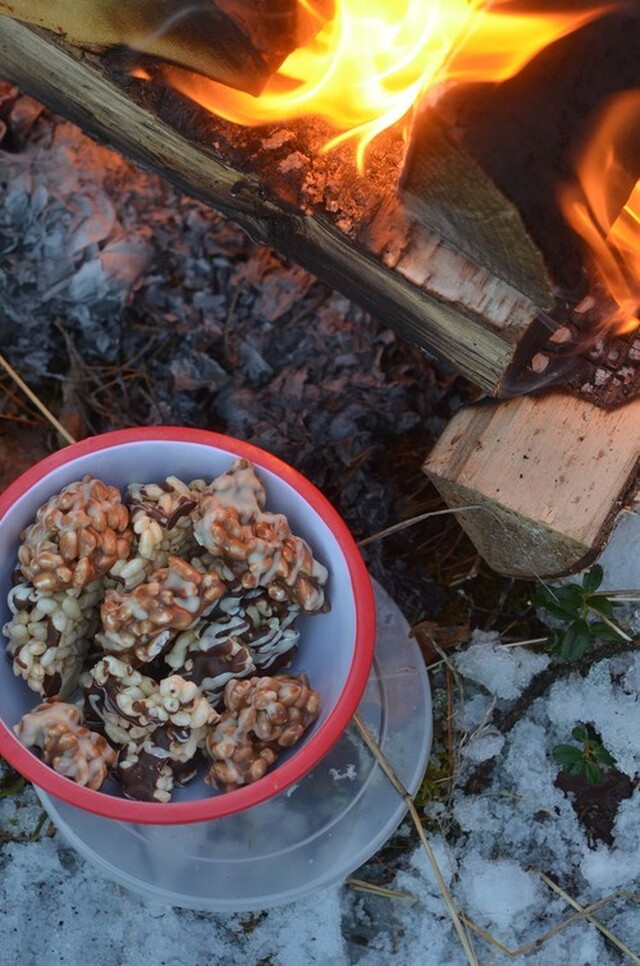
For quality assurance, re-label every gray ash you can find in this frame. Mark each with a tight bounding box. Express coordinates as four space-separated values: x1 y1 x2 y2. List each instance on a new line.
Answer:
0 92 464 623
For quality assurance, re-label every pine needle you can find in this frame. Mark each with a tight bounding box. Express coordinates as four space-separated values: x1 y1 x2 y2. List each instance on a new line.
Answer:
346 878 416 902
539 873 640 963
357 506 482 548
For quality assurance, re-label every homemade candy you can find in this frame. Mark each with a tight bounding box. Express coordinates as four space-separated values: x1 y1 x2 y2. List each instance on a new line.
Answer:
7 459 326 800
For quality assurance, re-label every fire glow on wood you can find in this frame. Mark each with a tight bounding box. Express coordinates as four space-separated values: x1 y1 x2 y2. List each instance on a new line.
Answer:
561 91 640 337
164 0 605 170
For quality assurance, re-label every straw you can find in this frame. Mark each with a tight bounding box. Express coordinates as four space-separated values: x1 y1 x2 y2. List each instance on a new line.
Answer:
0 353 76 445
353 711 479 966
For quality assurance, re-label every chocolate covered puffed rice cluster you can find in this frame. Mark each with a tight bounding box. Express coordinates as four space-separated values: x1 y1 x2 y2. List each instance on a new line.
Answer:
85 656 218 801
15 699 116 790
8 458 327 800
166 587 300 707
205 674 320 792
18 476 132 592
4 579 102 698
193 459 328 613
99 556 226 665
110 476 205 589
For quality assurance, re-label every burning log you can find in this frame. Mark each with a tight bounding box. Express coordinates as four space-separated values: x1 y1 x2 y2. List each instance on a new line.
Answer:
0 15 549 396
423 393 640 579
0 0 330 96
401 8 640 306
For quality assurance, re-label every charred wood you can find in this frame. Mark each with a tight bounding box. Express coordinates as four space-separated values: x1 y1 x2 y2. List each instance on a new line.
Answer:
0 0 331 96
0 16 550 397
401 9 640 306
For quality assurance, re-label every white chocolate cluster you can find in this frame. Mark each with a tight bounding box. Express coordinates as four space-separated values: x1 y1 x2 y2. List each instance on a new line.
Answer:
14 699 116 790
18 476 132 592
7 460 327 801
4 579 102 698
192 459 328 612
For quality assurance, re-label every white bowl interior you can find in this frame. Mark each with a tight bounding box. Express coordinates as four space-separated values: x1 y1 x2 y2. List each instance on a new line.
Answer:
0 439 357 803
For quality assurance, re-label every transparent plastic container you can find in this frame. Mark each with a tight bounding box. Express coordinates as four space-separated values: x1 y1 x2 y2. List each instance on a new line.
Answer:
36 580 432 910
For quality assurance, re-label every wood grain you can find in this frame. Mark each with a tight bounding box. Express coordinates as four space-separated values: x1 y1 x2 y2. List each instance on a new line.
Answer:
423 394 640 577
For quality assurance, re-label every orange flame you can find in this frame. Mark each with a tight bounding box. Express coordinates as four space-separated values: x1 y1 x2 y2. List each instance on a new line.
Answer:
164 0 607 170
561 91 640 335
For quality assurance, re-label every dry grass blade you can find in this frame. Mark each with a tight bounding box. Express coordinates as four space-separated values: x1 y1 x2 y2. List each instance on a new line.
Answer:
540 873 640 963
587 606 633 643
357 506 482 548
352 711 479 966
0 353 76 445
346 878 417 902
461 891 640 958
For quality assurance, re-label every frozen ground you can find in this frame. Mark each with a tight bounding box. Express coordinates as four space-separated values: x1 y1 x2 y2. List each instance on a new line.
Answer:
2 572 639 965
2 644 639 966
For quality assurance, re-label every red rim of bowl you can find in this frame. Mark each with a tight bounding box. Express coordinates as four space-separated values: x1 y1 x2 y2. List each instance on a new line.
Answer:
0 427 376 824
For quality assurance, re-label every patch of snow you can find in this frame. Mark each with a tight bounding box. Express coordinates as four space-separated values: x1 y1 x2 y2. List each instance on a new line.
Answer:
460 851 542 934
461 728 505 763
596 508 640 592
455 631 550 700
546 655 640 777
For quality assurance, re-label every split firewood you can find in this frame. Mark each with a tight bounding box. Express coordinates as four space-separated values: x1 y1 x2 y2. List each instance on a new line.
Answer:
401 102 555 309
423 393 640 579
0 0 331 96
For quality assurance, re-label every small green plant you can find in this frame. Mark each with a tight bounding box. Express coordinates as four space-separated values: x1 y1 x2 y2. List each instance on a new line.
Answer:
553 724 616 785
533 565 623 661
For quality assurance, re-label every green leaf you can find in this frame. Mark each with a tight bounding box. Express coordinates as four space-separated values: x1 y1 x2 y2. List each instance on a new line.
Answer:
594 745 616 766
582 565 603 594
571 724 588 743
587 621 623 642
534 583 583 620
569 760 586 776
553 744 584 767
559 620 591 661
587 597 616 619
585 760 604 785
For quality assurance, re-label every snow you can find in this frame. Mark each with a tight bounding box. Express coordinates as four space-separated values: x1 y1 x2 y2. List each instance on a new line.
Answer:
597 507 640 592
460 852 542 934
454 631 550 701
546 654 640 777
6 632 639 964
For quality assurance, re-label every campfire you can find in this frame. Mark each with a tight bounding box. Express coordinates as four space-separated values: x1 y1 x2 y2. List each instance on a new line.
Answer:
1 1 639 407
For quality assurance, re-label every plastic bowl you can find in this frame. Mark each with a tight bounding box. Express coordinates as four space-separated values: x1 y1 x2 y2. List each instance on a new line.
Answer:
0 427 375 824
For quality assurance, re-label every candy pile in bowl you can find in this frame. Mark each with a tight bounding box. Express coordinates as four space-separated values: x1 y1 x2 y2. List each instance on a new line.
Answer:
3 459 328 803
